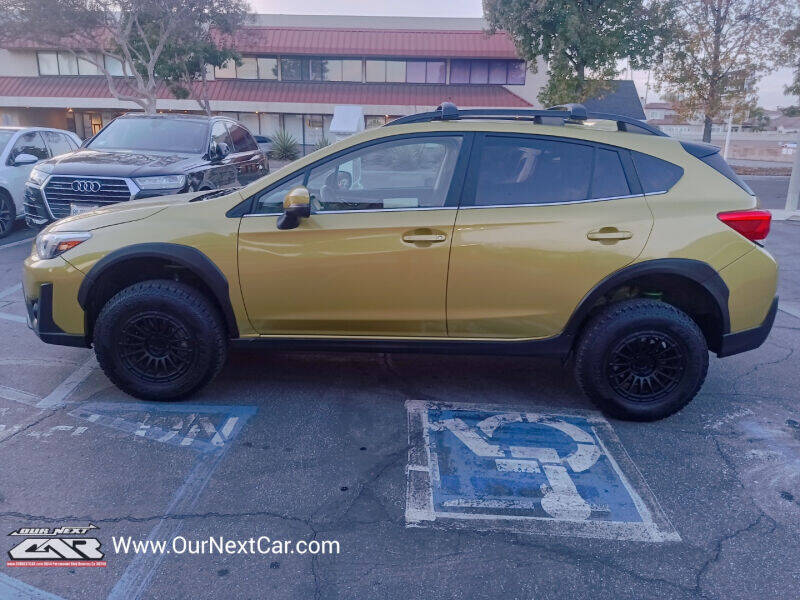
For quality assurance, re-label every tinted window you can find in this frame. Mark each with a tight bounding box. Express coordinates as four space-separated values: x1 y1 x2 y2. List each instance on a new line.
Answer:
472 136 592 206
88 118 209 153
253 173 304 214
8 131 49 164
211 121 233 150
306 136 463 212
228 124 258 152
591 148 630 199
631 151 683 193
699 151 754 195
42 131 74 157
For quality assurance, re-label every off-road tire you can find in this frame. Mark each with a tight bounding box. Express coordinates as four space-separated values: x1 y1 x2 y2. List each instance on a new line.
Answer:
574 299 708 421
94 280 227 401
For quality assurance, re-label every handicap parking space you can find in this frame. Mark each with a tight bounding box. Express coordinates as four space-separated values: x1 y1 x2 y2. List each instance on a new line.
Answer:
1 226 800 599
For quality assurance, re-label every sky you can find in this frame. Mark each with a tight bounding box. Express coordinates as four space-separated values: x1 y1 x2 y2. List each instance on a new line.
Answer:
249 0 796 109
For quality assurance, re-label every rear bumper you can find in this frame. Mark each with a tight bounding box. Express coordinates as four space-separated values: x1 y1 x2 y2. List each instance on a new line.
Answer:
25 283 89 348
717 296 778 358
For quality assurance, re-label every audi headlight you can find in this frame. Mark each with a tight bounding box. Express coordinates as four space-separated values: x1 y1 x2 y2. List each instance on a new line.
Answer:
133 174 186 190
35 231 91 260
28 167 49 187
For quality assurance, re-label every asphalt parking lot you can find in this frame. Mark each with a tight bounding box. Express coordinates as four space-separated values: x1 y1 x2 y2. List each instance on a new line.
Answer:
1 177 799 599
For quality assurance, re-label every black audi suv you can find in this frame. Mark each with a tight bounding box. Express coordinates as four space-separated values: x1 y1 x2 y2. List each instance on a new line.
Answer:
24 113 267 226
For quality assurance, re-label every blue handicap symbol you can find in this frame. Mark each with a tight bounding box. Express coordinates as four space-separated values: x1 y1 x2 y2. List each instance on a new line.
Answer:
427 408 642 523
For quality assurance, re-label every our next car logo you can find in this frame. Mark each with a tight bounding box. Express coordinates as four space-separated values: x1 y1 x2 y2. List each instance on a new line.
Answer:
6 524 106 567
71 180 101 193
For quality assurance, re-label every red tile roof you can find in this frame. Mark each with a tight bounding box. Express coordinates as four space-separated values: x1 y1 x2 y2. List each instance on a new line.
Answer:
214 27 520 59
3 26 521 59
0 76 531 108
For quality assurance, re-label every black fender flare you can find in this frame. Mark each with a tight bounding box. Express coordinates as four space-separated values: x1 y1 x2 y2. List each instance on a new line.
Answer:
562 257 730 343
77 242 239 338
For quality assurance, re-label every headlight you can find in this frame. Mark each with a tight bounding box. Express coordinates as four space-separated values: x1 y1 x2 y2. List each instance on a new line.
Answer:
28 167 49 187
133 174 186 190
35 231 91 260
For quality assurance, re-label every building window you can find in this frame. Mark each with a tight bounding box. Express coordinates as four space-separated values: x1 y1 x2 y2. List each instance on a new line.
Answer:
77 54 100 75
406 60 445 84
280 58 309 81
215 59 236 79
37 52 59 75
450 59 526 85
57 52 79 75
365 116 387 129
386 60 406 83
257 57 278 79
365 60 386 82
237 57 258 79
341 59 362 82
104 55 125 76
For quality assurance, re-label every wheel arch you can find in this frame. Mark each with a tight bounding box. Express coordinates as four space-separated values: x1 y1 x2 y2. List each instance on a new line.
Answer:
563 258 730 353
77 243 239 341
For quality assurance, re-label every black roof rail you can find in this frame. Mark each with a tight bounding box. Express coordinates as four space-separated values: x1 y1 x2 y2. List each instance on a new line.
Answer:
386 101 667 137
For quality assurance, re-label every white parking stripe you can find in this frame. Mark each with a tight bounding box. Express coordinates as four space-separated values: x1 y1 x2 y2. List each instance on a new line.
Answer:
0 283 21 299
0 312 26 324
36 355 96 409
779 301 800 321
0 236 35 250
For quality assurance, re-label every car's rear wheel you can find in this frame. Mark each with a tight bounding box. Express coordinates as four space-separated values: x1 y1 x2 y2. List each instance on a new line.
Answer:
0 191 15 239
94 280 227 401
574 299 708 421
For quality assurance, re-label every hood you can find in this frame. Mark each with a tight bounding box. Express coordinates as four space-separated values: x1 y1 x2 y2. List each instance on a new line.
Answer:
47 191 207 232
38 149 202 178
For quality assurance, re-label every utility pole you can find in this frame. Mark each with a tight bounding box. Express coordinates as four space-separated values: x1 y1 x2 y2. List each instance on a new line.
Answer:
786 127 800 212
723 108 734 160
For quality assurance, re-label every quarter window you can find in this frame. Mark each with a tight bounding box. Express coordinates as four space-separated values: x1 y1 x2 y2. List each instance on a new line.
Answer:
228 124 258 152
470 136 592 206
631 151 684 193
306 136 463 212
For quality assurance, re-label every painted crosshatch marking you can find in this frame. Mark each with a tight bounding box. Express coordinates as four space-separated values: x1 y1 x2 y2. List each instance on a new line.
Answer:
406 400 680 542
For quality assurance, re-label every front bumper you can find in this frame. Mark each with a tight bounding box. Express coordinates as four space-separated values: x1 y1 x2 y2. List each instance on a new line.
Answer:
717 296 778 358
24 283 90 348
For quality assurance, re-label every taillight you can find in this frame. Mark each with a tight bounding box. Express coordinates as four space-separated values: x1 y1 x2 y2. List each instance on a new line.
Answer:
717 209 771 241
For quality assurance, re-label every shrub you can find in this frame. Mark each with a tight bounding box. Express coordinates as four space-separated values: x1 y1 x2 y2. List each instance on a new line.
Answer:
271 130 300 160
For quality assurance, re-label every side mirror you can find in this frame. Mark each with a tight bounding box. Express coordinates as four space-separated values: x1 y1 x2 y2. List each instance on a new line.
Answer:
14 153 39 166
210 141 230 161
277 186 311 230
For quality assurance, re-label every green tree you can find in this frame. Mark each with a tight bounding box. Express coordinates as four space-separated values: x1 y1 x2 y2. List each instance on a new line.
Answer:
0 0 246 114
655 0 788 142
483 0 675 106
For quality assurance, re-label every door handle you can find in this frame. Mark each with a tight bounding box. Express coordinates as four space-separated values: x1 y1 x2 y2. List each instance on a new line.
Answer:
402 229 447 244
587 228 633 241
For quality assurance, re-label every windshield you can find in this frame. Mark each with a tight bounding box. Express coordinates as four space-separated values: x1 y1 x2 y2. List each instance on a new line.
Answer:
87 118 208 154
0 130 15 154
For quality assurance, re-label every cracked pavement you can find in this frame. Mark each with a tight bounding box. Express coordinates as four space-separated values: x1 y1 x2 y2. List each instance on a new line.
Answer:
1 177 799 599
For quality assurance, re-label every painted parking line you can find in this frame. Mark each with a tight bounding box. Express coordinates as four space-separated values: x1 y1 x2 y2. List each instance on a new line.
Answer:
0 282 21 299
0 573 65 600
70 401 257 453
406 400 680 542
779 301 800 321
0 235 35 250
36 355 96 409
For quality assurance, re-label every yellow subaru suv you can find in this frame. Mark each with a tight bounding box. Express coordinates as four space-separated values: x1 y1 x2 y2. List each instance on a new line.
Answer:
22 103 777 420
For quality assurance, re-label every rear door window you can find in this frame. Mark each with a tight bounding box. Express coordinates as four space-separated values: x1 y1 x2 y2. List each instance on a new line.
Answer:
631 151 684 193
468 136 593 206
42 131 74 157
591 148 630 199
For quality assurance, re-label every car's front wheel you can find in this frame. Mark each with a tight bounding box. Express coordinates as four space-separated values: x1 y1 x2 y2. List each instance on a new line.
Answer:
94 280 227 401
574 299 708 421
0 191 15 239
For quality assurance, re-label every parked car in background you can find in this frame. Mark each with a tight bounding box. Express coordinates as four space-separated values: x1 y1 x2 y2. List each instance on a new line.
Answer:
254 135 273 157
0 127 81 237
24 114 267 226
